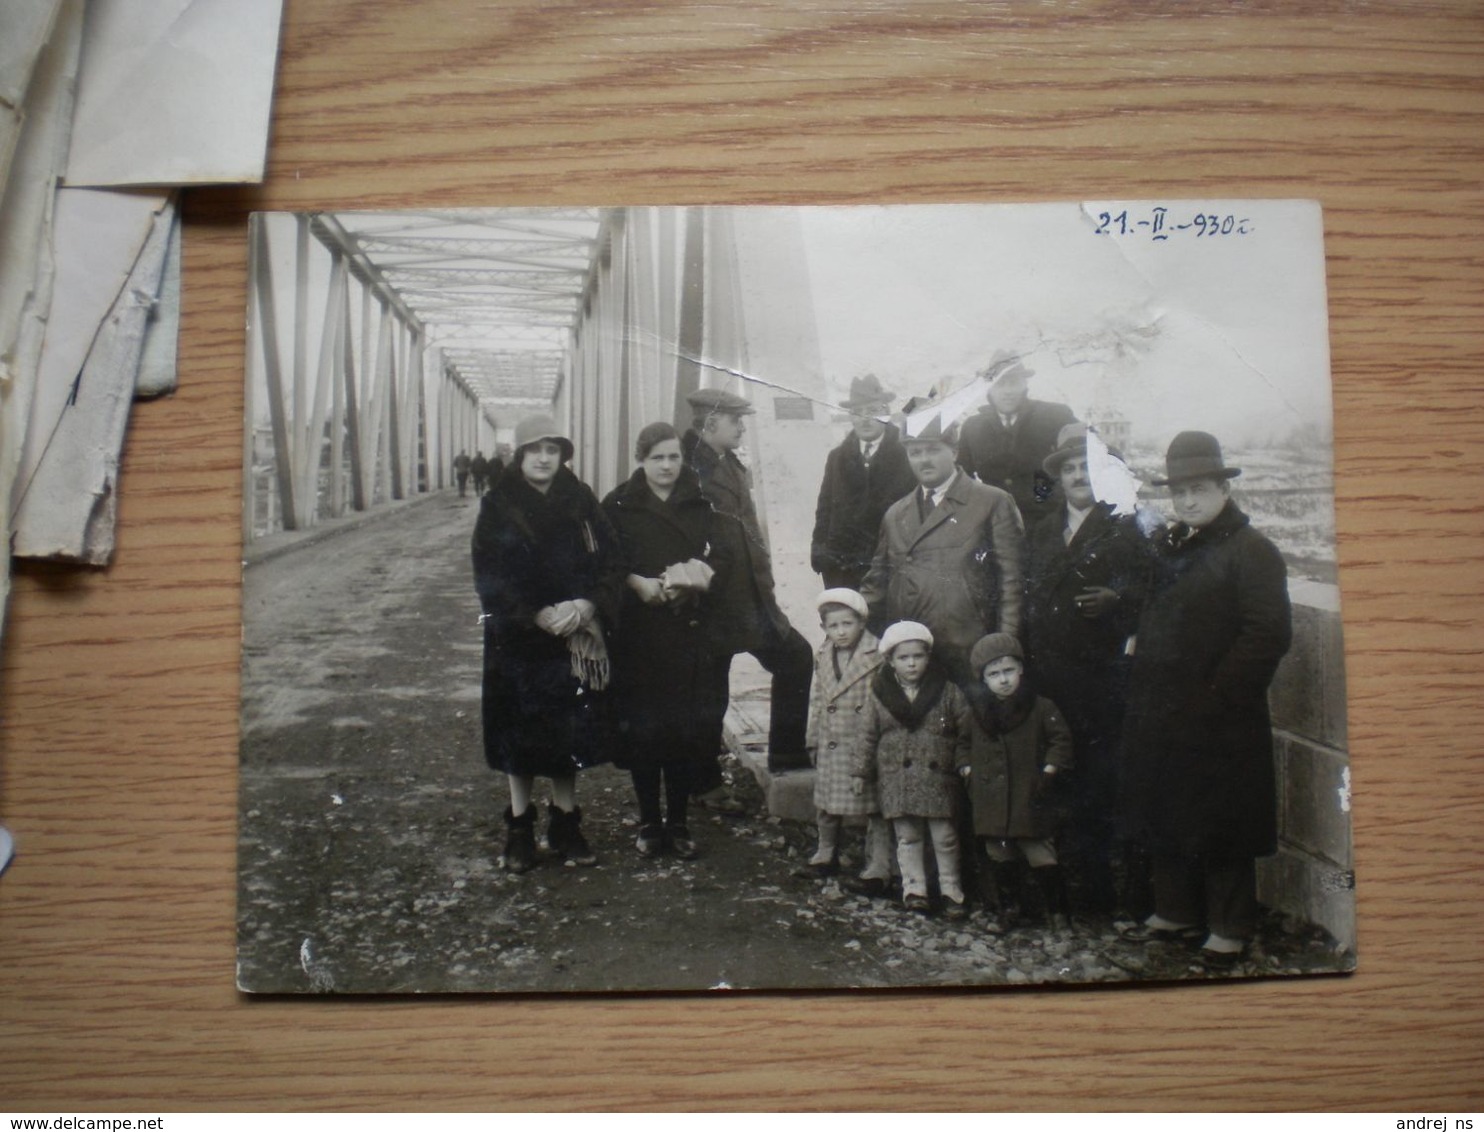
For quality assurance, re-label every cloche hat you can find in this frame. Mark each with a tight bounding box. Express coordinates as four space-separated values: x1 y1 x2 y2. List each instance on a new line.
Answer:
512 414 574 462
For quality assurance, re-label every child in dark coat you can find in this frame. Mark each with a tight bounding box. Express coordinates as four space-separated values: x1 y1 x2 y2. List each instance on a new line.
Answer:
960 632 1075 930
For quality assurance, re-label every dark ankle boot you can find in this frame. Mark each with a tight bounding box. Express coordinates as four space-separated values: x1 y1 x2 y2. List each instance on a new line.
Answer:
548 804 597 867
1033 864 1071 931
503 806 537 874
665 823 699 860
989 859 1025 928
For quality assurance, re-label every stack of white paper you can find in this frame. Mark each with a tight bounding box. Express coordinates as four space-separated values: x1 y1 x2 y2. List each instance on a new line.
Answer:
0 0 284 640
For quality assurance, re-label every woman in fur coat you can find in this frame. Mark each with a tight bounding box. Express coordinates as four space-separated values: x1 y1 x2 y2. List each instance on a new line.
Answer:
473 415 625 873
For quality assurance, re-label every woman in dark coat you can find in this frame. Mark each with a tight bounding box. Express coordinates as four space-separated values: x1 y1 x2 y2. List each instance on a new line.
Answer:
601 422 728 859
473 414 625 873
1119 432 1292 966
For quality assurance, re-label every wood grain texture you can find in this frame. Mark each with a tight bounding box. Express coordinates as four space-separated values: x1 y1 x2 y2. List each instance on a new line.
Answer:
3 0 1482 1111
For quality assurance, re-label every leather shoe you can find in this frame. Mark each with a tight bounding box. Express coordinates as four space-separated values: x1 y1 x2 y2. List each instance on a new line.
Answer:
1120 921 1204 945
666 825 700 861
839 875 888 899
903 893 932 915
694 786 746 816
767 750 812 774
1199 945 1247 970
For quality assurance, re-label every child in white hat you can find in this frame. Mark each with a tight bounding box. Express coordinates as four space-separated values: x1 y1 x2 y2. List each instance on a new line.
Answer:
804 589 893 894
854 620 974 920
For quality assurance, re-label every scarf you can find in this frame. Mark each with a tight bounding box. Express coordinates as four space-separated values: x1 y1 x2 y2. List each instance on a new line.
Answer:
567 617 611 691
971 681 1034 738
872 662 949 731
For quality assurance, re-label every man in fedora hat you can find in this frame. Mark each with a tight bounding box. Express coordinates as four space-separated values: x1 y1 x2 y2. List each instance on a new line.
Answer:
681 387 814 779
861 410 1025 689
1118 430 1292 968
1025 422 1153 919
957 351 1075 526
811 374 918 591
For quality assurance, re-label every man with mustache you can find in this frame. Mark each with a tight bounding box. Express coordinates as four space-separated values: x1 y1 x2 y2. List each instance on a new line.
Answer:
1024 423 1152 921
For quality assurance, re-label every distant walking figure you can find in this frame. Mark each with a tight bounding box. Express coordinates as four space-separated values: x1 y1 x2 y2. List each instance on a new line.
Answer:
453 450 472 497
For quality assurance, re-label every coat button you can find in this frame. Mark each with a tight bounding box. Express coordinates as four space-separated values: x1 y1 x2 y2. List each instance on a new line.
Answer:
827 705 836 713
828 741 837 749
903 759 912 768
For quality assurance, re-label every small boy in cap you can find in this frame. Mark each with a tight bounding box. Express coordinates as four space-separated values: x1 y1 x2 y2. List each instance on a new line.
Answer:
803 589 893 892
856 620 974 919
961 632 1075 930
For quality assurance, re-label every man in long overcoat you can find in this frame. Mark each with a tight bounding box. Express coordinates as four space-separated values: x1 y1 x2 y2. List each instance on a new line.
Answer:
860 413 1025 689
811 374 918 591
682 387 814 779
1025 423 1153 918
1119 431 1292 966
957 351 1075 526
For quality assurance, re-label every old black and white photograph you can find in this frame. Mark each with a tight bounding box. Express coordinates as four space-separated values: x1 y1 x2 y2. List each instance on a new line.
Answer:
236 201 1355 993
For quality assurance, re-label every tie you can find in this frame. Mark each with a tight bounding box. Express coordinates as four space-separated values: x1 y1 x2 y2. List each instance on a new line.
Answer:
917 488 935 523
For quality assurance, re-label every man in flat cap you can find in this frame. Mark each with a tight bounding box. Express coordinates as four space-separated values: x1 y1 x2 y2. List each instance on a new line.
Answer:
1025 422 1153 919
861 410 1025 689
957 351 1075 527
811 374 918 591
1119 431 1292 968
682 387 814 784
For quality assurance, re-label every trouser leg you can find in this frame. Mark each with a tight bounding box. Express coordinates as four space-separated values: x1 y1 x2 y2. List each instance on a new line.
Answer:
631 766 663 828
664 763 692 828
1031 863 1071 929
862 815 893 880
750 624 813 771
1070 735 1119 916
981 838 1025 924
1204 856 1259 942
894 817 927 898
927 817 963 903
812 811 842 866
690 653 734 796
1120 837 1154 921
1151 852 1206 928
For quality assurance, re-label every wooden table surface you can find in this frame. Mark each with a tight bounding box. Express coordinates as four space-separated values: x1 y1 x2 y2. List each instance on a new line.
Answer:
3 0 1482 1111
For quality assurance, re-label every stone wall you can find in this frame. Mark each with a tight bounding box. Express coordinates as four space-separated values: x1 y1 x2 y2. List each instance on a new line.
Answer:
1258 579 1355 952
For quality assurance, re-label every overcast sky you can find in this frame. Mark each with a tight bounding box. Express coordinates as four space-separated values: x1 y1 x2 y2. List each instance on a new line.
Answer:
797 200 1333 448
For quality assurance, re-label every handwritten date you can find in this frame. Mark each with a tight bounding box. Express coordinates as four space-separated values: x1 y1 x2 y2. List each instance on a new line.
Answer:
1093 207 1253 241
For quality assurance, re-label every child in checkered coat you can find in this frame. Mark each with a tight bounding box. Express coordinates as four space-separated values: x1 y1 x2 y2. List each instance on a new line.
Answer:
804 589 894 895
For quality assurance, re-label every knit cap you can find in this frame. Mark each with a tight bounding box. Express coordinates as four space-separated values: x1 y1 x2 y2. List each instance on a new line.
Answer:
970 632 1023 675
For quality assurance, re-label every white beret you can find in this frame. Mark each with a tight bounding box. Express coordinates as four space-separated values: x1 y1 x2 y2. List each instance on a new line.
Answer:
815 588 868 619
879 620 934 656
